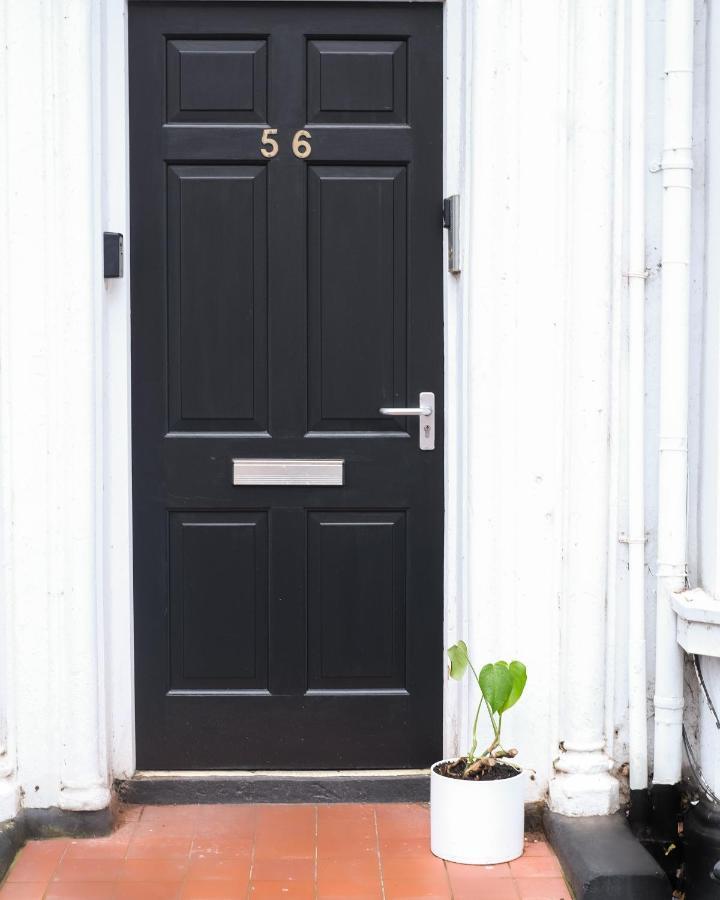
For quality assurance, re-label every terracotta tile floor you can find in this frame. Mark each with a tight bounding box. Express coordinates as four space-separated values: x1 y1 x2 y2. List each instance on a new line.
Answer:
0 804 571 899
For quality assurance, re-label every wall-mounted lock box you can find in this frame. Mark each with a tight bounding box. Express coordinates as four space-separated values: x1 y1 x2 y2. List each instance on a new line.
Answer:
103 232 124 278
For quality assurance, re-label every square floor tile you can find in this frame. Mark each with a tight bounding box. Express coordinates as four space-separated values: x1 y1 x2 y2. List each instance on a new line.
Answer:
317 856 381 882
317 882 383 899
251 859 314 882
510 857 564 879
126 835 193 860
190 837 253 859
180 882 248 899
382 880 450 900
44 882 115 899
452 880 519 900
186 857 251 881
6 851 62 884
381 855 448 883
0 885 48 899
514 876 572 899
64 838 130 859
248 883 315 898
119 859 189 882
114 884 183 900
51 858 124 883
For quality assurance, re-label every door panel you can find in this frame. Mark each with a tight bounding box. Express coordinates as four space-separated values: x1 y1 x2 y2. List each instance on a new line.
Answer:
167 165 268 430
169 512 269 691
166 39 268 124
130 1 443 770
307 166 407 431
307 511 406 690
307 39 408 124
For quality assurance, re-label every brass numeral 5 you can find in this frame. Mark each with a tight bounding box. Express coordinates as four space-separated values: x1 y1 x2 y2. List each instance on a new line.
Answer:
260 128 279 158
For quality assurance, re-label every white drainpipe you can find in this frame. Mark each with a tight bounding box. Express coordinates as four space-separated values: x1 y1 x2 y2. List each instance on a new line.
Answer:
653 0 694 787
627 0 648 794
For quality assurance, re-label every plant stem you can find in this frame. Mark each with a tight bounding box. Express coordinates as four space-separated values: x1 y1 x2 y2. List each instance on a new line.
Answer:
468 697 484 762
484 702 499 740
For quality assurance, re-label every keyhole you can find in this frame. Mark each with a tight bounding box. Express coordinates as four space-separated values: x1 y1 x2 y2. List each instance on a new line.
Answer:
424 424 431 437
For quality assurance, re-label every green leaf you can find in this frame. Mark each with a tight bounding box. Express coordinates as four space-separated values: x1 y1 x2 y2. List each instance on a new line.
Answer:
499 660 527 713
479 662 513 714
447 641 470 681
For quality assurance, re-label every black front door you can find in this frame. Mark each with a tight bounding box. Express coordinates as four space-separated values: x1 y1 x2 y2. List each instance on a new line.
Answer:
129 1 444 769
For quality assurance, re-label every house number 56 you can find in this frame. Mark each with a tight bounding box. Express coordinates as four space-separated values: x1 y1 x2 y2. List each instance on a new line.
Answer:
259 128 312 159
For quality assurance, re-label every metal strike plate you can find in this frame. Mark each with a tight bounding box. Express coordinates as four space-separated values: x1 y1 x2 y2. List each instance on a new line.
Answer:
443 195 460 273
232 459 344 486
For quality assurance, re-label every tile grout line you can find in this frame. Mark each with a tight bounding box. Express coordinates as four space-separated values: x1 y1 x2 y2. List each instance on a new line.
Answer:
177 803 195 898
373 806 386 900
42 827 71 897
442 859 455 900
246 804 257 900
313 804 318 900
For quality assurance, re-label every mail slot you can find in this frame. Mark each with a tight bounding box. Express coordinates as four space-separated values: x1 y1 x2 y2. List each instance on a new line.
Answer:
232 458 344 486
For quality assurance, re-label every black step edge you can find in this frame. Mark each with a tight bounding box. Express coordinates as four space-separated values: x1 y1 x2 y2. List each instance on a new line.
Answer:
116 773 430 805
543 809 671 900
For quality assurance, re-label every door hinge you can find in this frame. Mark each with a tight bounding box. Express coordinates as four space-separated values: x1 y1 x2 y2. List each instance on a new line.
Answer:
443 195 460 274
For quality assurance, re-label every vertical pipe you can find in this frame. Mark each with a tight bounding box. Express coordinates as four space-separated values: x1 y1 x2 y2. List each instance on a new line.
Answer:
605 0 626 775
652 0 693 789
627 0 649 794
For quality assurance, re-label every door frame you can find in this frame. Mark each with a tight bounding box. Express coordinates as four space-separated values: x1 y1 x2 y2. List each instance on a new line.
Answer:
102 0 470 777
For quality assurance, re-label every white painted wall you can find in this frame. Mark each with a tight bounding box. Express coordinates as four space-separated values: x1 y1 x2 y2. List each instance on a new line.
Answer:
0 0 716 820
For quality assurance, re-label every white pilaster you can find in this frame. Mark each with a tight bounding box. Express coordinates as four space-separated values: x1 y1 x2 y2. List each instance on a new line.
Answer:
548 0 620 816
0 0 19 826
1 0 110 813
461 0 575 798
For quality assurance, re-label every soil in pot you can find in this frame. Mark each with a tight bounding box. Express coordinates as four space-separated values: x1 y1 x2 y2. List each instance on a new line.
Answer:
433 758 519 782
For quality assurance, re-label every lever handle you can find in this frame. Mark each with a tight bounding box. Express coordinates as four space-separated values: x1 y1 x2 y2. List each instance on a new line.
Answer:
379 405 431 416
379 392 435 451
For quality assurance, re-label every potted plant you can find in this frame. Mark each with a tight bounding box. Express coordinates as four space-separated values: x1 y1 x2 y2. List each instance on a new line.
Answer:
431 642 528 865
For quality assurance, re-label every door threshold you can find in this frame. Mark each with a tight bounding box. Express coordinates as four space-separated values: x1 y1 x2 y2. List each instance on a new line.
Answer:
134 769 429 778
117 770 430 805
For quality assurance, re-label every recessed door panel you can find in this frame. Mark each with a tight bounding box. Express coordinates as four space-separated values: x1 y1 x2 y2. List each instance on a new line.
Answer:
308 511 406 690
130 1 443 770
308 166 407 432
169 512 268 690
307 39 407 124
166 39 268 123
167 165 267 431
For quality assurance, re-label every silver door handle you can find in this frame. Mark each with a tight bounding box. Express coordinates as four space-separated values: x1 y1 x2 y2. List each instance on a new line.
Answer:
379 391 435 450
378 405 431 416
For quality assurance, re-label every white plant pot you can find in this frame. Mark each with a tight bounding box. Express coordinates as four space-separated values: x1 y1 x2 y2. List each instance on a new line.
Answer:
430 760 526 865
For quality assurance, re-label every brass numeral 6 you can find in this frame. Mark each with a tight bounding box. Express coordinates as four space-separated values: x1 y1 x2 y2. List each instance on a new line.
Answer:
292 130 312 159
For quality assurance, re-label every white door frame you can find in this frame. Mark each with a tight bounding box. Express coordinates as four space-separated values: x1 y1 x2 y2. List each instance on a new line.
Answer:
101 0 469 778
